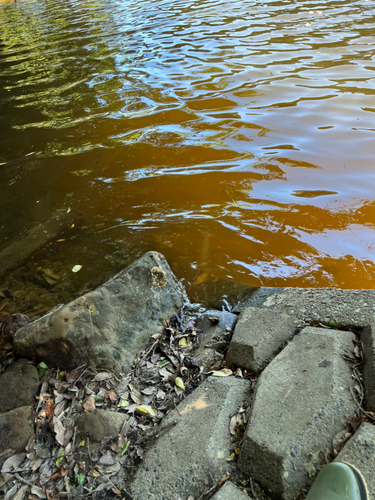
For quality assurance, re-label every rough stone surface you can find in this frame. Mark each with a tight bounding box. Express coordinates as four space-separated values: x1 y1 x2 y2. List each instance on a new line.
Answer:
0 406 35 453
226 307 301 372
335 422 375 499
129 376 249 500
195 309 238 371
239 327 357 500
75 409 127 443
0 359 39 413
361 323 375 411
210 480 252 500
14 251 187 373
235 287 375 327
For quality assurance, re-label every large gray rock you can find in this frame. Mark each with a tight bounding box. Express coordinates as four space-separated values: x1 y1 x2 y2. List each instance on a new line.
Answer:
361 323 375 411
335 422 375 499
75 409 127 443
239 327 357 500
226 307 301 372
14 252 186 373
210 480 252 500
235 287 375 327
0 359 39 413
130 376 249 500
0 406 35 453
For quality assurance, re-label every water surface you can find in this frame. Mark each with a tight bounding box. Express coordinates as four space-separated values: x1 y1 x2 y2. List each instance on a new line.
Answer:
0 0 375 313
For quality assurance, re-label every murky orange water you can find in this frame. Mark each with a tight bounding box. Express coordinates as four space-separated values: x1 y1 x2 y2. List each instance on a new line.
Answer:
0 0 375 310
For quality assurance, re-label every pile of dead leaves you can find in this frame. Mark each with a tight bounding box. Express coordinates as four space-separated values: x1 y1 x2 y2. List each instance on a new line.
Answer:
0 307 240 500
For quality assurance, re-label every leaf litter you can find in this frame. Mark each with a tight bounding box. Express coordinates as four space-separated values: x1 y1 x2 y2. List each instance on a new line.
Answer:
0 305 241 500
4 309 368 499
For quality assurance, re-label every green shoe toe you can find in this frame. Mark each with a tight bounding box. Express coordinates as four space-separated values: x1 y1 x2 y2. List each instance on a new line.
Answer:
306 462 369 500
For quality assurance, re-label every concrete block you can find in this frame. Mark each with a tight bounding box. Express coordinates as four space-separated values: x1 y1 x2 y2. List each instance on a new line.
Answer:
235 287 375 327
130 376 249 500
361 324 375 411
239 327 357 500
226 307 301 372
335 422 375 499
210 480 252 500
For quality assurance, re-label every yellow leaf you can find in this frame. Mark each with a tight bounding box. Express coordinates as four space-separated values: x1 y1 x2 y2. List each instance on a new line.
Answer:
175 377 185 390
71 224 75 229
79 440 85 447
90 470 100 478
209 368 233 377
178 338 191 348
226 453 235 461
72 265 82 273
137 405 156 417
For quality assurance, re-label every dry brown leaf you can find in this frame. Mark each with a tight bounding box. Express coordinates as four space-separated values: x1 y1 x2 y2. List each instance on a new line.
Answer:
66 363 87 382
83 396 96 412
98 451 115 466
63 425 74 447
52 417 65 446
46 485 58 500
14 485 29 500
348 416 364 430
209 368 233 377
218 475 230 486
159 366 173 380
104 388 119 404
45 401 55 419
0 311 10 322
1 453 26 473
150 353 161 364
93 372 112 382
130 390 144 405
230 414 241 435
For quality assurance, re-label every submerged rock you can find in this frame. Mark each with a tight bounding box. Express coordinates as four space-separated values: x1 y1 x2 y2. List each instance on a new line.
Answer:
14 251 187 373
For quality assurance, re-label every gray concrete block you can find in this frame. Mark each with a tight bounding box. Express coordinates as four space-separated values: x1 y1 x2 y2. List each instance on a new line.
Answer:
210 480 252 500
226 307 301 372
335 423 375 499
235 287 375 327
361 324 375 411
239 327 357 500
130 376 249 500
